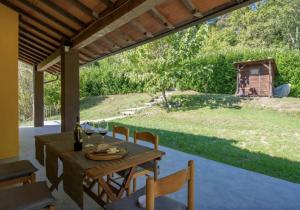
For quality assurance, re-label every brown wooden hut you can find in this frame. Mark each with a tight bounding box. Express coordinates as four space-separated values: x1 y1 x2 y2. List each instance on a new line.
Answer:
235 59 277 97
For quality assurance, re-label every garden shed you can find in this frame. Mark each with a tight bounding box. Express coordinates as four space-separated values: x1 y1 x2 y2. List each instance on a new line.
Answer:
235 59 277 97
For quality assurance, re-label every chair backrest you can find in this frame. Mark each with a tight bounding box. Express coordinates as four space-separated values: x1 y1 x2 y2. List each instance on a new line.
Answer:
112 125 129 142
134 131 158 150
146 160 194 210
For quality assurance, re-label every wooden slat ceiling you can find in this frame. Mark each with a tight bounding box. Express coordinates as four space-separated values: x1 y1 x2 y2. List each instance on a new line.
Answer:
1 0 257 75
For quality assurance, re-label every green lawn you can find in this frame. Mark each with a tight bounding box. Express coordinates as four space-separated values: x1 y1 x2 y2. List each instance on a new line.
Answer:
46 93 154 121
110 91 300 183
80 93 154 120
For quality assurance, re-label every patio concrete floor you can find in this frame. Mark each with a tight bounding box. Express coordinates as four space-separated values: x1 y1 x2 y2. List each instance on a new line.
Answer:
16 125 300 210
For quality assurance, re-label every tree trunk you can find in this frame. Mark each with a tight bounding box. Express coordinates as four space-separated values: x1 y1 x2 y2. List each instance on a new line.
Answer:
162 90 169 108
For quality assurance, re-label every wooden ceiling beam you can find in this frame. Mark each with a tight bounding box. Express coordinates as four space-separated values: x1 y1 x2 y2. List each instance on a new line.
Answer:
19 31 57 52
37 0 164 71
180 0 203 18
40 0 86 28
72 0 164 49
99 0 114 8
130 20 154 38
19 0 77 33
66 0 98 19
20 19 61 45
19 25 59 50
150 8 174 29
1 0 68 39
37 48 61 71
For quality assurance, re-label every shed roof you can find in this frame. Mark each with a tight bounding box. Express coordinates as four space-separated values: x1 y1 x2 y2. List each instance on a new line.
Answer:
1 0 258 74
234 58 278 73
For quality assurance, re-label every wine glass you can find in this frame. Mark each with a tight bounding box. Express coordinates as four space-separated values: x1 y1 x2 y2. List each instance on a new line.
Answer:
83 121 94 139
95 121 108 139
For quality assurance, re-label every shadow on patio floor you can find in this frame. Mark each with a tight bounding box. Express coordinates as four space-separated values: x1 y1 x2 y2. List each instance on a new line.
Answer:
110 122 300 184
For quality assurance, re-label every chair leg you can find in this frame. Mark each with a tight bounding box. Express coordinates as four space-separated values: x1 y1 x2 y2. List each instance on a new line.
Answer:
133 177 137 193
127 182 131 196
154 161 158 180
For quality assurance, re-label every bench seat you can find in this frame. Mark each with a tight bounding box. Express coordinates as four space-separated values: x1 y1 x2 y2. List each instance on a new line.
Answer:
0 160 37 181
0 181 55 210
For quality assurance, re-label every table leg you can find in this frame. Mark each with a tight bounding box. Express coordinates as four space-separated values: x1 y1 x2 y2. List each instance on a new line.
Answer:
49 174 63 192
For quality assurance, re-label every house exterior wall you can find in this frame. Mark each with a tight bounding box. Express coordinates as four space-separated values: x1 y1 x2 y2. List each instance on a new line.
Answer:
0 5 19 159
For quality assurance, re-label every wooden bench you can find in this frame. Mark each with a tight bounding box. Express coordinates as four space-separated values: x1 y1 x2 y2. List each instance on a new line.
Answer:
0 160 38 187
0 181 55 210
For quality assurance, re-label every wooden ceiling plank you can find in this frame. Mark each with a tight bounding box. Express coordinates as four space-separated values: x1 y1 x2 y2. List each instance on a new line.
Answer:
130 20 154 38
79 53 91 61
20 25 58 50
20 19 61 44
19 47 44 60
19 34 55 53
1 1 68 39
115 29 135 45
19 41 48 57
180 0 203 18
66 0 98 19
19 36 53 54
19 46 44 60
88 43 107 54
80 48 97 58
19 51 42 63
19 0 77 33
93 40 112 53
101 36 121 50
19 55 37 65
150 8 174 29
40 0 86 28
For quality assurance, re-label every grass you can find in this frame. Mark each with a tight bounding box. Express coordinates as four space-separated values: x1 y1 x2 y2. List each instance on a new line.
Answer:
110 91 300 183
47 92 154 121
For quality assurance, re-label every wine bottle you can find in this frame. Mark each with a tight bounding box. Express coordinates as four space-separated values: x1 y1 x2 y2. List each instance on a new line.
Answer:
73 116 83 151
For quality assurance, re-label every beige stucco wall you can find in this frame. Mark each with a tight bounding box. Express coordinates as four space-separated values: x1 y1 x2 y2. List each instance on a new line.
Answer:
0 4 19 159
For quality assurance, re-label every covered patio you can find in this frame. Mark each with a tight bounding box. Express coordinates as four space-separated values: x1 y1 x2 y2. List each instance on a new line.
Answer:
19 125 300 210
1 0 299 209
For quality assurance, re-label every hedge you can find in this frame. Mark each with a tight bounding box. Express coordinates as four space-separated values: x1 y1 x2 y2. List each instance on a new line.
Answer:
178 48 300 97
79 47 300 98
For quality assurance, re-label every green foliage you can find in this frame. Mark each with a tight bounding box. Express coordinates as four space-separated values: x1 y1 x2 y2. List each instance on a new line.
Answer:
18 62 33 122
179 48 300 96
44 73 61 106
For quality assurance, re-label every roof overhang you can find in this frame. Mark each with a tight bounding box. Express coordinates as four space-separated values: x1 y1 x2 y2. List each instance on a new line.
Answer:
1 0 259 74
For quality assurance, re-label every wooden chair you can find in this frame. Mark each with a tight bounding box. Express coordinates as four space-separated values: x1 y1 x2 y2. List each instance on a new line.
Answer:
132 131 159 192
112 125 129 142
105 160 194 210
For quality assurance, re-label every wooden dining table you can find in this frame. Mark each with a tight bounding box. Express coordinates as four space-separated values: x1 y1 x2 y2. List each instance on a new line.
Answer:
35 132 165 209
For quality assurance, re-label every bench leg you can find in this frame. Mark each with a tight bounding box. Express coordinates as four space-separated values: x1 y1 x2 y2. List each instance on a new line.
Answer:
48 205 55 210
30 173 36 183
